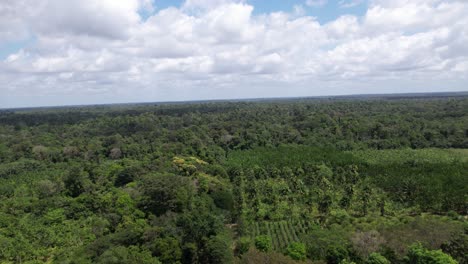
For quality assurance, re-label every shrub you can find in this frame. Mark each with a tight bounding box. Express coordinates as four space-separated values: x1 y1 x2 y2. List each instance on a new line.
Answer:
305 227 350 260
211 189 234 211
255 235 272 252
441 234 467 264
366 253 390 264
404 243 457 264
351 230 385 258
326 245 349 264
239 248 299 264
286 242 307 260
238 237 251 255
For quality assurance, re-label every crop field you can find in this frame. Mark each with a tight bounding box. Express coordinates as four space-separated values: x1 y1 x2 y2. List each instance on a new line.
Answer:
251 220 314 251
227 146 468 168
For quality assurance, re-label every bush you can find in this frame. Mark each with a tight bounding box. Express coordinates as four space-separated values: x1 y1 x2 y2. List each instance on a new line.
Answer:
238 237 252 255
239 248 299 264
326 245 349 264
340 260 356 264
305 227 350 261
286 242 306 260
255 235 272 252
97 246 160 264
404 243 457 264
441 234 467 264
351 230 385 258
366 253 390 264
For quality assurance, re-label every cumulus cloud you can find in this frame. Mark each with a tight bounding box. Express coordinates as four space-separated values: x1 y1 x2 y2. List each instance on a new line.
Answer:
183 0 245 10
0 0 467 107
32 0 152 39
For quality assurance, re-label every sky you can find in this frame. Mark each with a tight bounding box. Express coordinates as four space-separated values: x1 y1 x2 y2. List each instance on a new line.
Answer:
1 0 467 108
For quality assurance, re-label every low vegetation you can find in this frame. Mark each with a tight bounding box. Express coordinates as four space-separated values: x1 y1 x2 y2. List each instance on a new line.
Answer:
0 96 466 263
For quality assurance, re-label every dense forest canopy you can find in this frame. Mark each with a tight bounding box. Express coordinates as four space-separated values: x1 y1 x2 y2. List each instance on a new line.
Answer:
0 95 467 264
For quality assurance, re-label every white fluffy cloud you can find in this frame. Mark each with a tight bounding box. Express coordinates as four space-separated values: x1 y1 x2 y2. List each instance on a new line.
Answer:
183 0 246 10
32 0 143 39
0 0 467 107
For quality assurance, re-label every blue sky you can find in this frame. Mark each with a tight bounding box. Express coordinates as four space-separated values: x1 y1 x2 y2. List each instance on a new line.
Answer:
0 0 467 108
0 37 36 60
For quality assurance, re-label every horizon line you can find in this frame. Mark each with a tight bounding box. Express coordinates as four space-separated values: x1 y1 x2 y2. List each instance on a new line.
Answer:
2 90 468 111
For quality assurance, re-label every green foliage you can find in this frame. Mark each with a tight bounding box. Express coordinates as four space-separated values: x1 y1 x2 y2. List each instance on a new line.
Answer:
205 235 233 264
238 236 252 255
151 237 182 264
441 233 468 264
114 164 143 187
64 166 92 197
97 246 160 264
252 221 308 251
139 173 194 216
255 235 273 252
305 227 350 261
210 189 234 211
319 194 333 215
177 196 225 243
366 253 390 264
340 260 357 264
286 242 307 261
326 245 349 264
379 215 464 258
239 248 301 264
0 97 466 263
36 179 63 198
0 158 42 178
227 146 359 169
352 148 467 165
404 243 458 264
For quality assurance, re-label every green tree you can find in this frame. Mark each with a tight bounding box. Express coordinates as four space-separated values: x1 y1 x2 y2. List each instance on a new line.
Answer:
319 194 332 215
210 189 234 211
64 166 92 197
151 237 182 264
139 173 194 216
97 246 160 264
205 235 233 264
326 245 349 264
404 243 458 264
441 234 467 264
360 185 372 216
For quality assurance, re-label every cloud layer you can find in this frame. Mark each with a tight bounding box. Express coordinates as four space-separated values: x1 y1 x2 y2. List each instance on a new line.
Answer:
1 0 467 107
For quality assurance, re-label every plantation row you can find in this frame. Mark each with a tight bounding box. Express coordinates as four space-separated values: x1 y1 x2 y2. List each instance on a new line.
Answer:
227 147 468 169
251 220 314 250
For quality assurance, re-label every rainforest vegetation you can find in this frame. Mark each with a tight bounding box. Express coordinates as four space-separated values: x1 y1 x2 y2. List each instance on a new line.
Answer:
0 95 467 263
